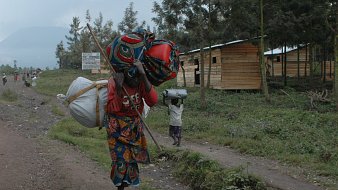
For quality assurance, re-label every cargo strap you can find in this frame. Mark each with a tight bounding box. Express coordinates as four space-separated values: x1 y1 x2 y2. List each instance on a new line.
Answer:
67 82 107 127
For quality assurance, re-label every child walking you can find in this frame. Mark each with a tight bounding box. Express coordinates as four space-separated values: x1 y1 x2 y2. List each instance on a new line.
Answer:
164 98 184 146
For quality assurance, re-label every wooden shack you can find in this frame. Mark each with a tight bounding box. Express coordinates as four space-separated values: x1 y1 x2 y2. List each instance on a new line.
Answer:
264 46 309 77
264 46 334 81
177 40 261 90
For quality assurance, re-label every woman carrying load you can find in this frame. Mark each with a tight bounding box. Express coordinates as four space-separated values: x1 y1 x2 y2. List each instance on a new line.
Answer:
104 60 158 190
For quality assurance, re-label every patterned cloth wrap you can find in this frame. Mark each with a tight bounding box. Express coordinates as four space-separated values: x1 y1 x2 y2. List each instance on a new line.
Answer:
143 40 180 86
106 28 180 86
106 28 155 77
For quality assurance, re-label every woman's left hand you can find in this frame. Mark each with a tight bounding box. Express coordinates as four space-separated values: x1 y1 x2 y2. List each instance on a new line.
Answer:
134 60 146 75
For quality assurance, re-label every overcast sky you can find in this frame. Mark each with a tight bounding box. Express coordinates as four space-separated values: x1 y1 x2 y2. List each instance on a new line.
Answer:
0 0 158 41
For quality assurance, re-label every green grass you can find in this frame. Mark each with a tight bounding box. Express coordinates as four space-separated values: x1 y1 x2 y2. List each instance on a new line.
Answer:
37 69 337 188
48 117 111 168
146 81 338 187
1 89 18 102
35 69 110 96
151 147 266 190
51 103 66 116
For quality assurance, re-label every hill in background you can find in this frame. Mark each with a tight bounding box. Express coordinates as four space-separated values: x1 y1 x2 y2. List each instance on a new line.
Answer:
0 26 68 69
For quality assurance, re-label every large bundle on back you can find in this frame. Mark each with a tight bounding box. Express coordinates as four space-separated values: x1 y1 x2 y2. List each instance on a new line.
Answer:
106 29 180 86
143 40 180 86
66 77 107 128
106 29 155 77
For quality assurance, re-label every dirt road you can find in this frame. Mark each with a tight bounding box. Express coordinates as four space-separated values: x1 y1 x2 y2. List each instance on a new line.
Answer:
0 77 333 190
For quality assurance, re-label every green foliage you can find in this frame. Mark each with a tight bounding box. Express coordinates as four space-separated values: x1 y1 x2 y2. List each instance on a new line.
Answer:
1 89 18 102
150 148 266 190
118 2 140 33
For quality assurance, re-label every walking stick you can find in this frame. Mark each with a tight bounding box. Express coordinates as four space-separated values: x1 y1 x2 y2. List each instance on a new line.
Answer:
87 23 162 152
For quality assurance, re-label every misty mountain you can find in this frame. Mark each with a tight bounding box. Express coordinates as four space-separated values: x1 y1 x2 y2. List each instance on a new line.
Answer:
0 26 68 69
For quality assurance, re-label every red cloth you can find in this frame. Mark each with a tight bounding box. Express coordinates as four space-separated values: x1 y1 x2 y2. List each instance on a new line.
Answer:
107 77 158 117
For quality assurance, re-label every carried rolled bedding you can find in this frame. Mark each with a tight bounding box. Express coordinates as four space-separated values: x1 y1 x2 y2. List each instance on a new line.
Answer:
162 89 188 99
66 77 107 128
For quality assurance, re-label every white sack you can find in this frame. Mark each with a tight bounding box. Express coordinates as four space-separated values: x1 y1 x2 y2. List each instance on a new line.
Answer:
66 77 107 128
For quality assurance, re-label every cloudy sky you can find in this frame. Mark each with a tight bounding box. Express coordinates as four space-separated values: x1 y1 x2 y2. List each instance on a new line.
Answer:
0 0 158 41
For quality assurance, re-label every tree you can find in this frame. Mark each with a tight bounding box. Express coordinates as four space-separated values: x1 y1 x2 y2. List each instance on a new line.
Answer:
118 2 139 33
80 10 92 54
65 17 83 69
333 1 338 109
55 41 65 69
198 0 206 109
13 60 17 70
260 0 270 102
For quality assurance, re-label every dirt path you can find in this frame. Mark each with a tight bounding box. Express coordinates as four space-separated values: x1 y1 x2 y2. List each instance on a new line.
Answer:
0 78 189 190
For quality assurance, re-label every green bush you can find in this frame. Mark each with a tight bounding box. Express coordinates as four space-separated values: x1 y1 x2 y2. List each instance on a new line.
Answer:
1 89 18 102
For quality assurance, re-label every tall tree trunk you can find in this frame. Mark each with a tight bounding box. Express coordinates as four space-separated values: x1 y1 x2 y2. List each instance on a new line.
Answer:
271 48 274 78
323 45 326 83
181 65 186 87
207 0 212 88
297 45 300 80
260 0 270 102
284 43 287 86
305 44 308 77
335 3 338 110
309 44 314 79
199 0 206 109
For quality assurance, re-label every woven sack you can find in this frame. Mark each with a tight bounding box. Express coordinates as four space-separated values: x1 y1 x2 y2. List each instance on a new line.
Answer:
66 77 107 128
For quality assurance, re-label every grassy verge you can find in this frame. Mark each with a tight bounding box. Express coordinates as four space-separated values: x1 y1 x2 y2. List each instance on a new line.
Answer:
0 89 18 102
35 69 109 96
37 69 337 188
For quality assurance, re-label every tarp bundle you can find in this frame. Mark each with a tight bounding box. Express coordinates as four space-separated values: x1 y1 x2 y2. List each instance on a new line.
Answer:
66 77 108 128
106 28 180 86
162 89 188 99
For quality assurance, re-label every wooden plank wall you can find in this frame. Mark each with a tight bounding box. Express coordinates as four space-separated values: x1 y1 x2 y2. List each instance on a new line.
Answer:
266 48 309 77
266 48 335 80
177 49 222 88
321 60 335 81
178 43 262 90
220 43 261 89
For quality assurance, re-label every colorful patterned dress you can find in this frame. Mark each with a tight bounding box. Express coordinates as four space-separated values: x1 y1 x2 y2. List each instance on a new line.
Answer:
104 77 158 187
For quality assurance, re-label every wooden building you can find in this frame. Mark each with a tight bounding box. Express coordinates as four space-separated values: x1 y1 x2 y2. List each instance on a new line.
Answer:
264 46 334 81
177 40 261 90
264 46 309 77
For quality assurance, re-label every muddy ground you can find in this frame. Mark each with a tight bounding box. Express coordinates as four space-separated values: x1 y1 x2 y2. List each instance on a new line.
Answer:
0 78 334 190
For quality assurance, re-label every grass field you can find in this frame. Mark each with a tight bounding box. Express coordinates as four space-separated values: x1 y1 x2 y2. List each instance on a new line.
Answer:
38 69 337 189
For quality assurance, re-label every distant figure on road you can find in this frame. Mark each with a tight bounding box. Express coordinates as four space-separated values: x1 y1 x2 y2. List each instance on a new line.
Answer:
2 73 7 85
22 73 26 81
14 72 19 81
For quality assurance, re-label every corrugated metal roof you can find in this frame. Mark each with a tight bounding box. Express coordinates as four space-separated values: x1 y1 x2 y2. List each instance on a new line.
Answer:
264 44 306 55
180 39 246 55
